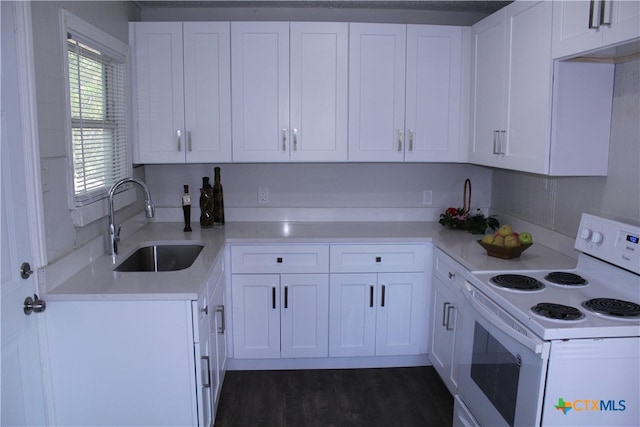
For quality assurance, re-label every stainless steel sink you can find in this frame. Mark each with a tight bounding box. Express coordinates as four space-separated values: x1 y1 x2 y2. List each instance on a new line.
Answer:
114 244 204 272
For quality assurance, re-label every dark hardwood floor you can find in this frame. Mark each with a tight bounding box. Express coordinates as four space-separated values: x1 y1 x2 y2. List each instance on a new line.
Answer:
214 366 454 427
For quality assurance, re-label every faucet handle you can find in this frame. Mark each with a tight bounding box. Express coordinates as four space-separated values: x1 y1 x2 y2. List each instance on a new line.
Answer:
115 224 122 242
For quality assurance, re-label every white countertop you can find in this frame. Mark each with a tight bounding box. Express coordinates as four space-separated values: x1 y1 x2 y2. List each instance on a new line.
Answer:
48 221 578 301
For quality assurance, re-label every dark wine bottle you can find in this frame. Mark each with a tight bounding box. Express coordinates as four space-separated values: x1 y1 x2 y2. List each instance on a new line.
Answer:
200 177 214 228
182 185 192 232
213 167 225 227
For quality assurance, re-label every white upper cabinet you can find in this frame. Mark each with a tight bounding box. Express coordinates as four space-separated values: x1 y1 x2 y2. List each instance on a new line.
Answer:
231 22 348 162
349 23 467 162
131 22 231 164
552 0 640 59
470 1 613 176
405 25 467 162
349 23 407 162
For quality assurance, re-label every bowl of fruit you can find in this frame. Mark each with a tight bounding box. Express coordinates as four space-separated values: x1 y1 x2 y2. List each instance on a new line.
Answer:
477 225 533 259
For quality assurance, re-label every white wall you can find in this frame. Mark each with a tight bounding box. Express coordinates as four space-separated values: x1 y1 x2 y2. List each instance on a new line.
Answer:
492 58 640 238
145 162 493 222
31 1 141 263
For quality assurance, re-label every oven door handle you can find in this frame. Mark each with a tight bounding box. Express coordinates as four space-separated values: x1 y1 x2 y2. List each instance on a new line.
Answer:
464 283 547 355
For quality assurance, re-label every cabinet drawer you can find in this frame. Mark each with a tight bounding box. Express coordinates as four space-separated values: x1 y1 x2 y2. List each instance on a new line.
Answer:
231 244 329 274
330 244 426 273
433 248 466 287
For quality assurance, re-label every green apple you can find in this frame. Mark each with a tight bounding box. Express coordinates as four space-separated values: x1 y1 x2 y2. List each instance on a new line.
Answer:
498 224 513 237
518 232 533 245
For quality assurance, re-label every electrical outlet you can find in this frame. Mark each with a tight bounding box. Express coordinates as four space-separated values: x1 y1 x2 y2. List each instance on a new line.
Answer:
258 187 269 204
423 190 432 206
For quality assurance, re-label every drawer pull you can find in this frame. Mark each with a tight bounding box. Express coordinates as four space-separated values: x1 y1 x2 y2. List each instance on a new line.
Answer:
375 256 382 263
446 304 456 331
442 302 450 327
216 305 225 334
448 272 455 279
369 285 374 308
277 257 283 264
381 285 386 307
272 286 277 309
284 285 288 309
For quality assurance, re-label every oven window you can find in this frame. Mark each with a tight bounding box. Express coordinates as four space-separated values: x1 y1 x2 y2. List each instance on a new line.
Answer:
470 322 520 427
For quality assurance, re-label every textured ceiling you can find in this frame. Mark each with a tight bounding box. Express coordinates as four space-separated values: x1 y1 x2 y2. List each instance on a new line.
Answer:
134 1 512 13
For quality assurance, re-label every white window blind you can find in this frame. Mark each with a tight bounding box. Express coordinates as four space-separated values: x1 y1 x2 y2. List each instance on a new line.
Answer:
67 32 128 206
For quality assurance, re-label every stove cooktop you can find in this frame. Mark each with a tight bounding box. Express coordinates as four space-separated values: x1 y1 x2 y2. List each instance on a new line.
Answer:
471 254 640 340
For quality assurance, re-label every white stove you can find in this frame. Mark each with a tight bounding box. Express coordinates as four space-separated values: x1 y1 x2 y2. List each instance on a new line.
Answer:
455 214 640 427
470 213 640 341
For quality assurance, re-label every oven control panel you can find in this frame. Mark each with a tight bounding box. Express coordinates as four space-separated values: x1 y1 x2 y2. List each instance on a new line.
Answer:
575 213 640 274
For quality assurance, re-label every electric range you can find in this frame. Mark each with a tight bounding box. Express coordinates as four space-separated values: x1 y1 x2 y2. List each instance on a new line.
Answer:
469 213 640 341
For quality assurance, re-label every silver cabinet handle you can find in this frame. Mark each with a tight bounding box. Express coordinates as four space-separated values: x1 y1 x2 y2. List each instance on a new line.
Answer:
499 130 506 154
201 356 211 388
442 302 450 327
24 294 46 315
293 128 298 151
397 129 403 151
408 129 414 151
589 0 601 29
448 271 455 280
284 285 289 308
600 0 611 26
493 130 499 154
282 128 288 151
380 284 386 307
272 286 277 309
445 304 455 331
177 129 182 152
188 130 192 151
216 305 225 334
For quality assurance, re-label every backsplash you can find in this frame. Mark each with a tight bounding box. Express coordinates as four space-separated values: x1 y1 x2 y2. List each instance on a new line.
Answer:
144 163 493 222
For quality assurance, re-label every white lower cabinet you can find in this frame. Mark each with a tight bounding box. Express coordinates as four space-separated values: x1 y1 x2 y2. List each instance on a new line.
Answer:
208 254 228 419
46 299 203 426
329 271 427 357
232 273 329 358
429 249 466 395
328 244 430 357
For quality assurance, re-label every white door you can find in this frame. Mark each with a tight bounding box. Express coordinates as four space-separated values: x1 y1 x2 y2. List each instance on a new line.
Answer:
231 22 290 162
405 25 464 162
348 23 406 162
280 273 329 358
231 274 281 358
289 22 348 162
131 22 186 163
469 9 507 168
1 2 48 424
328 273 377 357
375 272 427 356
183 22 232 163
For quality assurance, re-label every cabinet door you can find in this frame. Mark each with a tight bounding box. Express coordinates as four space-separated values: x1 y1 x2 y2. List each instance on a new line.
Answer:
502 0 553 174
132 22 185 163
551 0 603 59
329 273 377 357
375 272 428 356
280 273 329 358
348 23 406 162
183 22 232 163
194 297 213 427
210 268 227 412
405 25 464 162
430 278 457 394
231 22 290 162
232 274 281 358
290 22 348 162
602 0 640 47
469 10 507 168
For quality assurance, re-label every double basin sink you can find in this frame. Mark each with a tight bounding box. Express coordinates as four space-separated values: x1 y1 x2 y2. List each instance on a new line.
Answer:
115 243 204 272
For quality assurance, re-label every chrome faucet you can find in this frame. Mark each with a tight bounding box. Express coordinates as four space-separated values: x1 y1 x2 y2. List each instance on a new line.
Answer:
108 177 155 255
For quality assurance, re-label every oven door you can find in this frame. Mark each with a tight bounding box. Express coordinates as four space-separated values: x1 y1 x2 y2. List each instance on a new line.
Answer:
457 282 550 427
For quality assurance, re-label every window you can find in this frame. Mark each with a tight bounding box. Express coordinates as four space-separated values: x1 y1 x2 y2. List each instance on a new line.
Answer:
62 11 131 225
